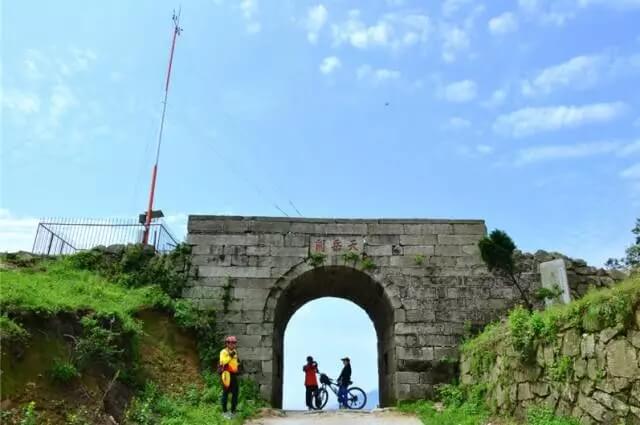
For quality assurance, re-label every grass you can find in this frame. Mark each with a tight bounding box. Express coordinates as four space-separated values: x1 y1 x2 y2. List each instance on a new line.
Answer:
400 385 581 425
0 258 168 332
126 374 265 425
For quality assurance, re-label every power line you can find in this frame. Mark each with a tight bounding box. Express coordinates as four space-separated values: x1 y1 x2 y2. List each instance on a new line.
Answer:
289 200 303 217
202 140 294 217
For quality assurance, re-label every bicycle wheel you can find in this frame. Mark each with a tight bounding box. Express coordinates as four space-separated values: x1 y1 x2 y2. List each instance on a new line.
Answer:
314 388 329 410
346 387 367 410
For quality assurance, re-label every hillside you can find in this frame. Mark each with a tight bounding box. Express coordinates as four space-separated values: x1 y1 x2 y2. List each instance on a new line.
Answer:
0 248 264 424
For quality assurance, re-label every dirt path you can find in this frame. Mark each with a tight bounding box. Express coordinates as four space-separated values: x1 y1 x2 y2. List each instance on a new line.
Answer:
247 409 422 425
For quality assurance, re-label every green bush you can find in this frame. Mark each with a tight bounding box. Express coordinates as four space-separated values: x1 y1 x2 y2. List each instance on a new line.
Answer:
0 315 29 344
76 315 127 370
49 360 80 383
20 401 38 425
66 243 194 298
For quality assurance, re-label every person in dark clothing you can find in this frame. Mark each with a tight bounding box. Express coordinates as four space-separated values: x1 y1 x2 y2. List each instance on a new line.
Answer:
337 357 352 409
303 356 319 410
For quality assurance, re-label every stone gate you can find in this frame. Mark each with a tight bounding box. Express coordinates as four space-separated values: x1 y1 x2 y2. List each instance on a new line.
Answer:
185 215 524 407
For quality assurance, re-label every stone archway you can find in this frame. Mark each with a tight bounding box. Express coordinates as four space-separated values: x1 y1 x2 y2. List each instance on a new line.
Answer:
268 266 396 409
187 216 524 405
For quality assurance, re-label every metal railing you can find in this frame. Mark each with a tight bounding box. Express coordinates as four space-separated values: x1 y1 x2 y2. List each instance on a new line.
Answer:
32 217 180 255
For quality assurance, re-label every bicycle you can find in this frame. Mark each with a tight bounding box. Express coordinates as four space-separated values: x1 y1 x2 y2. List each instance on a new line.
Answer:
313 373 367 410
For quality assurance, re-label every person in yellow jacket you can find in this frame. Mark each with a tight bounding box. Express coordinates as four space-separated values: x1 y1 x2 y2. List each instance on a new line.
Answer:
219 335 240 418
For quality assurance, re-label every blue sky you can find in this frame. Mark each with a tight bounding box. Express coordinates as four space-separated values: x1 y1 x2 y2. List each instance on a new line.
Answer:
2 0 639 409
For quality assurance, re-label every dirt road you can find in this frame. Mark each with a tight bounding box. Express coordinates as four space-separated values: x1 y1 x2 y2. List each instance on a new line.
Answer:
246 409 422 425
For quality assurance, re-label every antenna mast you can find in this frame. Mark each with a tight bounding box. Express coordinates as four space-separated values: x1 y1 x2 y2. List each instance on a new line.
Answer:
143 10 182 245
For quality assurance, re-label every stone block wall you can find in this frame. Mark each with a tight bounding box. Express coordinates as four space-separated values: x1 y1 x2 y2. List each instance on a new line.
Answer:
516 250 626 300
461 301 640 424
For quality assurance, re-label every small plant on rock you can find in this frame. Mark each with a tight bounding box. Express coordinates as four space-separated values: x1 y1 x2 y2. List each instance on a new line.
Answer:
49 360 80 383
548 356 573 381
414 254 426 266
307 251 326 268
360 257 376 271
342 251 360 265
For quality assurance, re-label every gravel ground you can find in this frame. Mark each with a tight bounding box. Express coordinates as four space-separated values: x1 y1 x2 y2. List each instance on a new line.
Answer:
246 409 423 425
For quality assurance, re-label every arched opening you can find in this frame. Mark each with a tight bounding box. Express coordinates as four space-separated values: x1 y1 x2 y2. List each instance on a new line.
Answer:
282 298 378 410
270 266 396 408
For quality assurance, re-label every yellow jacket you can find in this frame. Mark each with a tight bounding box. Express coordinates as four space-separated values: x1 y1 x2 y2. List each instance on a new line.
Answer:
219 348 239 374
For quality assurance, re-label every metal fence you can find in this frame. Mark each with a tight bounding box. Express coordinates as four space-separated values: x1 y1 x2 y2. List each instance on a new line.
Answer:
32 217 180 255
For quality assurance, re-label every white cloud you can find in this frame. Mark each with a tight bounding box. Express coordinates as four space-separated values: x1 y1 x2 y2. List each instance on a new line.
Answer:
164 213 188 242
331 10 430 50
240 0 261 33
494 102 627 137
578 0 640 9
442 0 474 17
518 0 577 26
59 48 98 76
356 65 401 84
439 79 477 103
621 163 640 179
0 209 39 253
476 144 494 154
50 84 77 124
519 0 640 26
483 88 508 108
1 89 41 114
3 47 103 156
515 141 619 165
440 25 469 62
319 56 341 74
306 4 328 43
618 140 640 157
488 12 518 35
520 53 640 97
446 116 472 129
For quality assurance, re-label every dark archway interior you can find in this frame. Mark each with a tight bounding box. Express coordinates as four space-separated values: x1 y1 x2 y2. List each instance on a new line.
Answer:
271 266 395 408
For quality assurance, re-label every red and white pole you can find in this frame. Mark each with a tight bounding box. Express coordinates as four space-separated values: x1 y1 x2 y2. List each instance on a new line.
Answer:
143 11 182 245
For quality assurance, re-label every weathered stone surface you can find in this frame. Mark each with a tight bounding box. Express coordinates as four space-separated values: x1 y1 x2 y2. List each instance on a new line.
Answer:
563 329 581 356
630 330 640 349
574 358 587 378
600 327 621 344
578 393 608 421
606 339 639 378
518 383 533 400
581 334 596 358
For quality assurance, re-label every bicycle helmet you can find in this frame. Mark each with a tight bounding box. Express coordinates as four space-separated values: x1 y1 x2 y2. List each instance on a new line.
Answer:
225 335 238 343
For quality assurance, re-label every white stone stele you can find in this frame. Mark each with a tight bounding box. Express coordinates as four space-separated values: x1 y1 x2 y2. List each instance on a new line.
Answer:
539 259 571 307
